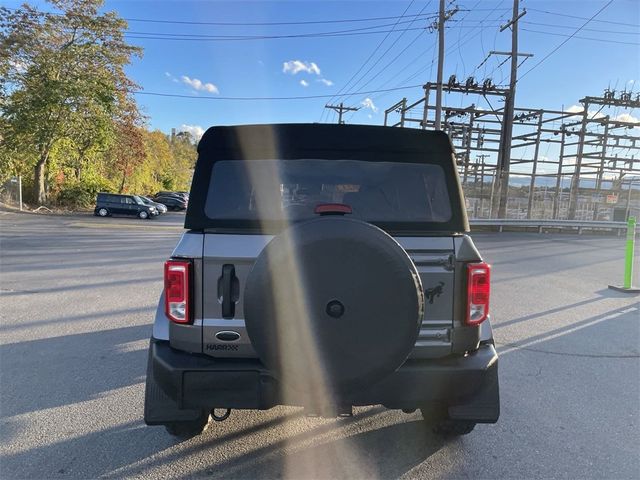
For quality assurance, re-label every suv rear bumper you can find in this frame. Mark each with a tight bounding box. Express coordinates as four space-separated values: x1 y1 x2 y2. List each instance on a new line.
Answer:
148 338 499 423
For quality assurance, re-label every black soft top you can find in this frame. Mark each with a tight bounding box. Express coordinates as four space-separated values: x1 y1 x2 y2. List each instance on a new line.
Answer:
185 123 468 233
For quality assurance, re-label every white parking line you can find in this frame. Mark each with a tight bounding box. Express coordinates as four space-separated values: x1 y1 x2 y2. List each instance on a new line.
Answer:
499 306 639 355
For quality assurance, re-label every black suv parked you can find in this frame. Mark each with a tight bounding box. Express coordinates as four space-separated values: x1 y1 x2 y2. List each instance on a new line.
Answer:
153 194 187 211
156 191 188 201
94 193 158 219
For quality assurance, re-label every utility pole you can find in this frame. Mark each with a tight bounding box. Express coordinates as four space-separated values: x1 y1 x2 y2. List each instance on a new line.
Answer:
435 0 445 130
493 0 526 218
434 1 459 130
324 103 359 124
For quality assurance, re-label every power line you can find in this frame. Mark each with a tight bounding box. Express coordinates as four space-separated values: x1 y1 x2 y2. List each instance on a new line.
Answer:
342 29 429 106
324 102 360 123
519 0 616 83
122 12 439 26
134 83 425 101
124 17 437 38
125 25 436 42
522 20 640 35
340 1 435 105
320 0 417 122
346 7 501 124
399 3 509 88
520 28 639 46
527 6 639 28
1 6 440 26
5 5 512 26
347 1 507 121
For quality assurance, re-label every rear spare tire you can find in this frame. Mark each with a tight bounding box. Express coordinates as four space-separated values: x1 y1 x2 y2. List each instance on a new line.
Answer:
244 217 424 397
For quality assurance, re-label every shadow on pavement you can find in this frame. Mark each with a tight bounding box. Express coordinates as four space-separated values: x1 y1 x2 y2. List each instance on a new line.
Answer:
191 417 448 480
494 288 633 330
0 324 150 419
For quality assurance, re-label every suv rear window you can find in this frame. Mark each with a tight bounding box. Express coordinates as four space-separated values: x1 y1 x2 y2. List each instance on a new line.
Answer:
204 159 452 224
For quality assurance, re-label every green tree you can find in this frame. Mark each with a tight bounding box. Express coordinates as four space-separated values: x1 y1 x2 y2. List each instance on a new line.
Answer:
0 0 142 204
169 132 197 190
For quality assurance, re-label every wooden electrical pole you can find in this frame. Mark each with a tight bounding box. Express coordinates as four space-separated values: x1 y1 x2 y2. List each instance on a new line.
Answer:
435 0 446 130
324 103 360 124
434 1 459 131
493 0 525 218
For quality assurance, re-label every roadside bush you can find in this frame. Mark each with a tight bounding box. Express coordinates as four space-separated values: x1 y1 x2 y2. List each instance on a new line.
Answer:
56 178 115 209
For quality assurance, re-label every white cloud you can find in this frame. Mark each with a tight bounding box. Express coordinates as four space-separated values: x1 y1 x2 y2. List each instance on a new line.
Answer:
564 104 606 120
164 71 179 83
180 75 219 94
565 105 640 127
615 113 640 129
178 124 205 140
565 105 583 114
615 112 639 123
300 79 309 87
361 97 378 113
282 60 321 75
318 78 334 86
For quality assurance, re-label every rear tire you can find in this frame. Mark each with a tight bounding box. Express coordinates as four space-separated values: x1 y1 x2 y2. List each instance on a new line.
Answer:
164 411 210 439
97 208 109 217
432 419 476 436
420 407 476 436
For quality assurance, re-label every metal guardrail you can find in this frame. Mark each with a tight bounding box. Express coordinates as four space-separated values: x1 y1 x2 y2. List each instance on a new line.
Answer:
469 219 634 234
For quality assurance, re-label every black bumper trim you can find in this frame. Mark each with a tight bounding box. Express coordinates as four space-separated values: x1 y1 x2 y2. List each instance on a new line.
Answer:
150 339 499 422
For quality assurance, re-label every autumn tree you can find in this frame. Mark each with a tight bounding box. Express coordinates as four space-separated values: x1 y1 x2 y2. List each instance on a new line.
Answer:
0 0 142 204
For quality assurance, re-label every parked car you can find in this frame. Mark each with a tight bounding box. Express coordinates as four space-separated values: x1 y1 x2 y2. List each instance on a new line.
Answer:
94 193 157 219
144 124 499 439
139 195 168 214
156 191 188 201
153 194 187 211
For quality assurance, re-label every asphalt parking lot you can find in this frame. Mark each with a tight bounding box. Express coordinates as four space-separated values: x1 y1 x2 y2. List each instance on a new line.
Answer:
1 210 639 479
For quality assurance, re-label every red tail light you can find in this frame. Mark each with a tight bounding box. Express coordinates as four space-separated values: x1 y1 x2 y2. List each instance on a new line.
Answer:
466 262 490 326
164 259 192 324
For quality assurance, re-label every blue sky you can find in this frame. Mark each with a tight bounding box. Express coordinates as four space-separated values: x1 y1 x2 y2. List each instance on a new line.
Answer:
8 0 640 138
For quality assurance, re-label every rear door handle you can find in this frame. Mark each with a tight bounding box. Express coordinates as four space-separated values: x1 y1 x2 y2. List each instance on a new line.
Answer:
219 264 239 318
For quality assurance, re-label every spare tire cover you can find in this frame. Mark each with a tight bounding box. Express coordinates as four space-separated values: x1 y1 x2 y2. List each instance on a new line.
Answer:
244 216 424 394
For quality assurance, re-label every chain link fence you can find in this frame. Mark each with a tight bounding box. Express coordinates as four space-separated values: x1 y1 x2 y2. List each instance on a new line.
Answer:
462 181 640 221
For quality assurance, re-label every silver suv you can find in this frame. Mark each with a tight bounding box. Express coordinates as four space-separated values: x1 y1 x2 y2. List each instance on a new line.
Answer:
144 124 499 438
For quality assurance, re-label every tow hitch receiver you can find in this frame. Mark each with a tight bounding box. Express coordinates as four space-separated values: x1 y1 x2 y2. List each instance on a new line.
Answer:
211 408 231 422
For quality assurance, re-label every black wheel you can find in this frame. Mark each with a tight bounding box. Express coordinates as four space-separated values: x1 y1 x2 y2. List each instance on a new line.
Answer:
138 210 149 219
164 411 210 439
97 208 109 217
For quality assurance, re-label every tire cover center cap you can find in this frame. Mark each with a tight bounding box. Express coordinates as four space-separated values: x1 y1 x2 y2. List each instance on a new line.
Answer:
326 300 345 319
